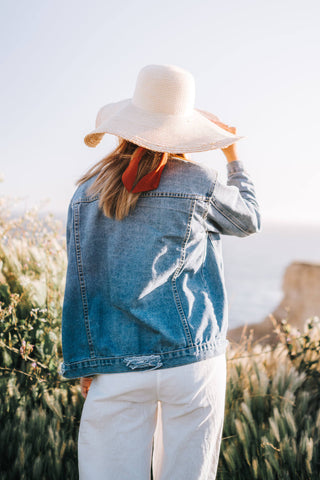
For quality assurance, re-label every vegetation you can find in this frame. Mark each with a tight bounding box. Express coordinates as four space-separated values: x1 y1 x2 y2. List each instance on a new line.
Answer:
1 196 319 479
219 316 320 479
0 196 81 479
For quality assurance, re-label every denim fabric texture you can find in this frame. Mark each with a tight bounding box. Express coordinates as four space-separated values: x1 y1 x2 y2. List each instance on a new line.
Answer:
60 158 261 379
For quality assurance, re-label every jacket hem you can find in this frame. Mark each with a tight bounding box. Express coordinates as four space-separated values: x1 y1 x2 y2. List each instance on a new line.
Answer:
60 339 228 379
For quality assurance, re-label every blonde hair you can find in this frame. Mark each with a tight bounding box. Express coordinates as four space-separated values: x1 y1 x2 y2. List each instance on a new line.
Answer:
76 138 188 220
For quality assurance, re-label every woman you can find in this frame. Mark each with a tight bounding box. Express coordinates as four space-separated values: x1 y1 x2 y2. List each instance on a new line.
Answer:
61 64 261 480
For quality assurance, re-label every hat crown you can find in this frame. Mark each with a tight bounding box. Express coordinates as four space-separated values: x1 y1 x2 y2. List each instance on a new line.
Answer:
132 64 195 116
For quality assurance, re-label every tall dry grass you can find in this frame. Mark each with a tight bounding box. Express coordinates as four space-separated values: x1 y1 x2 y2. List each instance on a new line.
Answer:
219 317 320 479
1 194 319 479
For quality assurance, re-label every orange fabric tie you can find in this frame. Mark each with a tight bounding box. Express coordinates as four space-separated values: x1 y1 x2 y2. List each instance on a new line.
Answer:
122 146 168 193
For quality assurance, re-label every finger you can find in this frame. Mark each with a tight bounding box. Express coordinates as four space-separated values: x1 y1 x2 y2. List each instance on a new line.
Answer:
213 119 231 130
196 109 237 132
218 124 237 134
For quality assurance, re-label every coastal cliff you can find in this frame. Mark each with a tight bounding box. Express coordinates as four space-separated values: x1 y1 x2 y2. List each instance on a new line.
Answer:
227 261 320 345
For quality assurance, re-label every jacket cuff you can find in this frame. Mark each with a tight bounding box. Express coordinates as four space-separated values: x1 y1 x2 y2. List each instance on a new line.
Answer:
227 160 245 175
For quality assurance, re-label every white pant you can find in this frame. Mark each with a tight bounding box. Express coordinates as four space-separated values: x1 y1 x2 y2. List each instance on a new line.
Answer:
78 353 227 480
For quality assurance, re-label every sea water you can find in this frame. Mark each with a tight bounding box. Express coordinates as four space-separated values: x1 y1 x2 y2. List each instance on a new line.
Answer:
223 222 320 329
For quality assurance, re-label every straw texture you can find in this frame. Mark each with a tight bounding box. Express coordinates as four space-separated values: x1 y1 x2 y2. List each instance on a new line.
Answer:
84 64 244 153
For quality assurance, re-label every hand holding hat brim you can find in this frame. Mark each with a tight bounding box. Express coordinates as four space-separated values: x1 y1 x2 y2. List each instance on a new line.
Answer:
195 109 240 136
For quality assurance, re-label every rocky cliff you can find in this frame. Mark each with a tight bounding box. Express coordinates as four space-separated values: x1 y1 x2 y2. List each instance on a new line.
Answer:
227 261 320 346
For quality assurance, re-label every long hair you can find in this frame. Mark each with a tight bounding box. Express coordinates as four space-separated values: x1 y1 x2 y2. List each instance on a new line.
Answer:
76 138 188 220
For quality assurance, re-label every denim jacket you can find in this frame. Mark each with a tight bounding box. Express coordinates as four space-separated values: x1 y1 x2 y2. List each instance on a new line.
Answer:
60 158 261 379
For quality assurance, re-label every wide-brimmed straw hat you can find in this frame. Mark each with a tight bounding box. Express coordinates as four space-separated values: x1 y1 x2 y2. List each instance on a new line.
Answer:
84 64 244 153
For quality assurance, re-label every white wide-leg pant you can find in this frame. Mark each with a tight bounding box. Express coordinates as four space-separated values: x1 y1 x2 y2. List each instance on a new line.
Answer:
78 353 227 480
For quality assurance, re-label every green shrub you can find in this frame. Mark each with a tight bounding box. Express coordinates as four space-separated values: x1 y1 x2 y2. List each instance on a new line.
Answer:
218 316 320 479
0 197 83 479
1 197 320 479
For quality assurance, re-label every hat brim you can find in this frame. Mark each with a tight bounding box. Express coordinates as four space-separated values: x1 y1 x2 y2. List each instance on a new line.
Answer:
84 99 244 153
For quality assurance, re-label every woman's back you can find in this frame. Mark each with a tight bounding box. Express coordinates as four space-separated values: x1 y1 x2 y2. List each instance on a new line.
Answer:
61 157 260 378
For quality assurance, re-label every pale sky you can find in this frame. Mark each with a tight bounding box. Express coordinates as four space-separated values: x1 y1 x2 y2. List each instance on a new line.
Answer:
1 0 320 225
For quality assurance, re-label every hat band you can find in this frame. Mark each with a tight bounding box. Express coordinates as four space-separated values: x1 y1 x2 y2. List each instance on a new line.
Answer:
122 146 167 193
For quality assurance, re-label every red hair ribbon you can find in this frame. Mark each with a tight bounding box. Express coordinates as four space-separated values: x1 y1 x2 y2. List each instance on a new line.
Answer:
122 146 168 193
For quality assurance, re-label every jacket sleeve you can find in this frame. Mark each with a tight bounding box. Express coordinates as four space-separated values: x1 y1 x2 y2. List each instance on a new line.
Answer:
206 160 261 237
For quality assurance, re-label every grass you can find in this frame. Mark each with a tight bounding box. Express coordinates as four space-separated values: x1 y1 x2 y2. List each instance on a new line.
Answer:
1 196 319 479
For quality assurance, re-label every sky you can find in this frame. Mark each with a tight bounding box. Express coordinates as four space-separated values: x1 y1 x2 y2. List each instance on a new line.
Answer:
1 0 320 225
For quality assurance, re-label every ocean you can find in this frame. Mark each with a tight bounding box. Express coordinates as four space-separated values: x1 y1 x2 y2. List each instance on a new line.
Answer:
223 222 320 329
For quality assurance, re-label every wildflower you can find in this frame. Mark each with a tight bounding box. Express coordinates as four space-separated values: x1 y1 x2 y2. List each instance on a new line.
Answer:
31 362 37 369
20 339 26 356
20 340 34 358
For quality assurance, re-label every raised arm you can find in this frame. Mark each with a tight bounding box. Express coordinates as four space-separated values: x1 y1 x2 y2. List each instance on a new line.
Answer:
206 120 261 237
